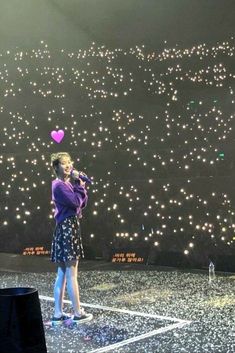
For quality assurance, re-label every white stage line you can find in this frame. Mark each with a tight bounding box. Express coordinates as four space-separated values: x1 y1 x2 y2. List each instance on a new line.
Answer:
88 321 190 353
40 295 192 353
39 295 191 323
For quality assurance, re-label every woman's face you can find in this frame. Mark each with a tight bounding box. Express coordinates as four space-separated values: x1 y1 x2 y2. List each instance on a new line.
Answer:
57 156 73 179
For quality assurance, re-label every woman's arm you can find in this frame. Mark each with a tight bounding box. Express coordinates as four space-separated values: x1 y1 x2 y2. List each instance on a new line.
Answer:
53 182 87 209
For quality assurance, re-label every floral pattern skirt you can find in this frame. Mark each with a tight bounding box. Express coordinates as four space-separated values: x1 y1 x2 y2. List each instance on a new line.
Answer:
51 215 84 263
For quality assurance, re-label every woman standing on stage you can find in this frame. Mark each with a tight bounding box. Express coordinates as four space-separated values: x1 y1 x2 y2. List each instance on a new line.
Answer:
50 152 92 325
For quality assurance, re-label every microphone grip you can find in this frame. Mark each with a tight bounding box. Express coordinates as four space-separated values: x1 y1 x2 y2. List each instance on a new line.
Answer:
79 174 92 184
70 169 92 184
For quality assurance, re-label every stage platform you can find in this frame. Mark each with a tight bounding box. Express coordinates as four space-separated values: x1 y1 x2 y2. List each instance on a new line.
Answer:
0 253 234 353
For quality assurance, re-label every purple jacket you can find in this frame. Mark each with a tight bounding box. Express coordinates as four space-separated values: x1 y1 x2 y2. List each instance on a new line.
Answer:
52 179 88 225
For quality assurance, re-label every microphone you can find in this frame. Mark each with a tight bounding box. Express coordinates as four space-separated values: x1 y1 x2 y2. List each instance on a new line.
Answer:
70 169 92 184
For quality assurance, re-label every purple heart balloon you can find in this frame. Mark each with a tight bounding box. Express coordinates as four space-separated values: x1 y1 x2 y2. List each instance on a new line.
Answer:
50 129 64 143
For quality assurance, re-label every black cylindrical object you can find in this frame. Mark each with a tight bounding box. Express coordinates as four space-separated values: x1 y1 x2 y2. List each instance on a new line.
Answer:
0 287 47 353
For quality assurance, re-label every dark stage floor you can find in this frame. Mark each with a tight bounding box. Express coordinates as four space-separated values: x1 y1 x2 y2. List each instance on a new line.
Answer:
0 254 235 353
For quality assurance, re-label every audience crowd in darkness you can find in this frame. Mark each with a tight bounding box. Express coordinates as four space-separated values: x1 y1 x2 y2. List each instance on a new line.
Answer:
0 38 235 265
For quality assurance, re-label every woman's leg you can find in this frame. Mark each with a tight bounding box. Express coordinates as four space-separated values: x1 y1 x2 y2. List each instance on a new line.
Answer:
65 260 81 316
54 264 66 317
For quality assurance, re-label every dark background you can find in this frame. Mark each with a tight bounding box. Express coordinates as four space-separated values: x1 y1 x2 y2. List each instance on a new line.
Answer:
0 0 234 50
0 0 235 270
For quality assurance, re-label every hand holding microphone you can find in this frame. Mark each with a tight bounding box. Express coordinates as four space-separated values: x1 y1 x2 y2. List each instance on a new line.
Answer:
70 168 92 185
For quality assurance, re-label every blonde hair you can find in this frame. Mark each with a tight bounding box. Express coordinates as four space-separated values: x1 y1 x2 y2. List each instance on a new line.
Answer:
50 152 72 175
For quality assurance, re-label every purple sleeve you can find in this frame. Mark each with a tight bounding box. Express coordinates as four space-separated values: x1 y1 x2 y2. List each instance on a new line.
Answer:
81 193 88 209
53 182 88 209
